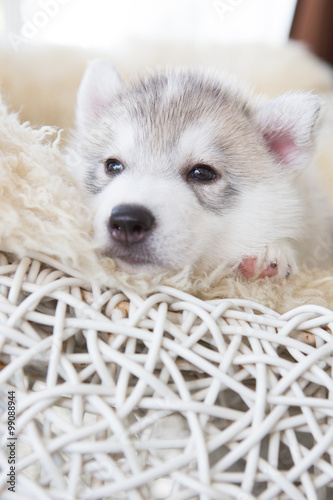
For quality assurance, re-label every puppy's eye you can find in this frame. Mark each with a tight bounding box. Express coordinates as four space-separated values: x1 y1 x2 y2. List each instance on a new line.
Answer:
105 158 124 175
188 164 217 182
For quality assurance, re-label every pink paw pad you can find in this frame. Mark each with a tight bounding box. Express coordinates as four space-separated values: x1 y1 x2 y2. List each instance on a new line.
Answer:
238 257 279 279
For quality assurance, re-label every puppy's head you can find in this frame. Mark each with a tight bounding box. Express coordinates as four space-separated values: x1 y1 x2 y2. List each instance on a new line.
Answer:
68 60 321 273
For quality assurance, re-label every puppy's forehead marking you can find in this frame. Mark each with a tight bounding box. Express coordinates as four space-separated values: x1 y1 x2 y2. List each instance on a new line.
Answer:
178 123 219 160
112 121 136 157
113 72 258 170
99 70 266 182
120 70 247 139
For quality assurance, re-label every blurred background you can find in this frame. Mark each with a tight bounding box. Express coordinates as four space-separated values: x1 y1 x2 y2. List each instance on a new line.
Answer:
0 0 297 49
0 0 332 139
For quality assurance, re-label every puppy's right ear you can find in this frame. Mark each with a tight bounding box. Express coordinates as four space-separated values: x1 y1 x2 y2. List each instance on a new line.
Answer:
76 59 123 128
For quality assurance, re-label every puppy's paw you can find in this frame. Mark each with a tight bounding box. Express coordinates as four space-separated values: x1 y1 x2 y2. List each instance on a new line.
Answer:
238 246 297 281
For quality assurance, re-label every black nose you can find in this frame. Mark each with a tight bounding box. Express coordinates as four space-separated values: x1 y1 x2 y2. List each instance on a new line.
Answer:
109 204 155 245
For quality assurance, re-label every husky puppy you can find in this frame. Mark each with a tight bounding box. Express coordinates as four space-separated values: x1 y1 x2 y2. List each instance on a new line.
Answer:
67 59 332 279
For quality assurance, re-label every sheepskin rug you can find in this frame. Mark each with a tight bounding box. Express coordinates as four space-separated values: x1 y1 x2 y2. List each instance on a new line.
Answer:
1 41 333 313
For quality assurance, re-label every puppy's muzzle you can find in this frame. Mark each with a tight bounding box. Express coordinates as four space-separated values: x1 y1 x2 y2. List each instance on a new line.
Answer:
109 204 155 246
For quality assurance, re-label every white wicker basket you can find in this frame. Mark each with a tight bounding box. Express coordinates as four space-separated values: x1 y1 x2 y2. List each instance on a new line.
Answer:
0 252 333 500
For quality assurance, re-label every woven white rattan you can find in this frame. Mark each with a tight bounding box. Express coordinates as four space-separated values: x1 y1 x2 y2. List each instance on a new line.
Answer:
0 252 333 500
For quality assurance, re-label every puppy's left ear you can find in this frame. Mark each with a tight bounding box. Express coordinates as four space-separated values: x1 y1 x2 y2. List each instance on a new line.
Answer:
254 92 322 171
76 59 124 129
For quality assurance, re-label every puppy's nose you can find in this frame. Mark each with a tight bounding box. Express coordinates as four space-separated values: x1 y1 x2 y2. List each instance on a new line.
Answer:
109 204 155 245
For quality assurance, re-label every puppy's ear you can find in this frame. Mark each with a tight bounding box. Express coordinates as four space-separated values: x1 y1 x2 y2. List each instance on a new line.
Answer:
76 59 123 128
254 93 322 171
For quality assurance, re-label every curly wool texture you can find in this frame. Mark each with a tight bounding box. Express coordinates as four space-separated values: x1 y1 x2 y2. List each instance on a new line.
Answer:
0 99 104 279
1 73 333 312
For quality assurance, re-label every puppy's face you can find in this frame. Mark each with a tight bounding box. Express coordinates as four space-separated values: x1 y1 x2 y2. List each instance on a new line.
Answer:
68 61 321 273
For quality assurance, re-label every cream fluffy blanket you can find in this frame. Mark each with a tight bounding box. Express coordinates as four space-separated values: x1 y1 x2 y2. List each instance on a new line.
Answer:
1 42 333 313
